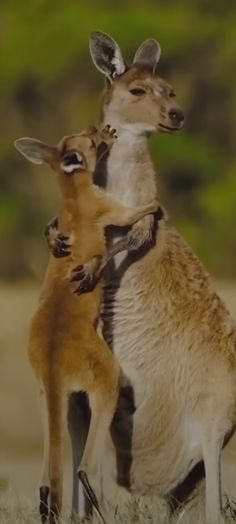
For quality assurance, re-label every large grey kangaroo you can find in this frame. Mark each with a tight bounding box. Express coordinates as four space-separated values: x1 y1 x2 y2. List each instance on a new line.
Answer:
47 33 236 524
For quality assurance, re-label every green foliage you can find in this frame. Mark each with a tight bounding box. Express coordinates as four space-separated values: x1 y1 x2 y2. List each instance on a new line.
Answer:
1 0 236 278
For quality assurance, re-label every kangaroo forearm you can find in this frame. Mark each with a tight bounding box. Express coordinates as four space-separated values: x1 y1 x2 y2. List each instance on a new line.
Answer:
94 210 163 279
97 238 130 276
44 215 72 259
45 216 63 257
125 205 165 252
44 216 58 247
123 200 159 226
70 206 165 295
102 199 158 227
73 235 139 292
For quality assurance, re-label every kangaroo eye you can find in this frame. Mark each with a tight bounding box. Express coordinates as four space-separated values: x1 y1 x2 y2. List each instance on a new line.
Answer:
169 91 176 98
61 151 84 174
129 88 146 96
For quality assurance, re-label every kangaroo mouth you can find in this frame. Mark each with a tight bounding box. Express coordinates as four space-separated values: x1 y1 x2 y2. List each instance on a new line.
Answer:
158 123 182 132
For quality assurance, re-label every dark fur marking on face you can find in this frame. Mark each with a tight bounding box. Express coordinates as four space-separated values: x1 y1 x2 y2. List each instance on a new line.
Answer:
63 151 81 166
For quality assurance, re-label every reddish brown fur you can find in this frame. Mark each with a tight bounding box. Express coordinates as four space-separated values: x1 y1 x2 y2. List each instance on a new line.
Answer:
15 128 157 521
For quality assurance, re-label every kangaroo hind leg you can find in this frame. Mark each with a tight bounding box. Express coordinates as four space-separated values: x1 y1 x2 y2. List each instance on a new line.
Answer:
39 386 50 523
200 423 225 524
78 337 119 518
78 389 118 523
47 383 66 524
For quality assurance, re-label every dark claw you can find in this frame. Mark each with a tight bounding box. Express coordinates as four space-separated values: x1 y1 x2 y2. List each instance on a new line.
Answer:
79 280 92 293
52 246 71 258
78 471 105 524
74 276 96 296
57 234 69 242
56 241 70 251
50 238 71 258
71 271 85 282
74 282 90 296
72 265 83 272
39 486 50 524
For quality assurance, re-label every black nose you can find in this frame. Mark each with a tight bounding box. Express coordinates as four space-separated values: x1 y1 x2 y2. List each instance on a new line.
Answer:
169 108 184 124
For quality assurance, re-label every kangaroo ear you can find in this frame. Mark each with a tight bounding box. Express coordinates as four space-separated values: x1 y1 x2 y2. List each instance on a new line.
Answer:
133 39 161 73
90 31 126 82
14 138 56 165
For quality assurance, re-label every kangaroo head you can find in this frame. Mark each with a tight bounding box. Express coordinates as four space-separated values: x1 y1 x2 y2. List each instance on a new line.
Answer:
14 128 99 195
90 32 184 134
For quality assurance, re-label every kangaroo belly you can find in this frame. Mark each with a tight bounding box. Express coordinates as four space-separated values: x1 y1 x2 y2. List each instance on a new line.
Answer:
102 257 198 495
129 411 202 496
105 401 202 497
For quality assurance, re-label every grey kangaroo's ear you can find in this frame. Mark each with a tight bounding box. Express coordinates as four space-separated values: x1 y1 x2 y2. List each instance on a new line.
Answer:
133 39 161 73
14 138 56 165
90 31 126 82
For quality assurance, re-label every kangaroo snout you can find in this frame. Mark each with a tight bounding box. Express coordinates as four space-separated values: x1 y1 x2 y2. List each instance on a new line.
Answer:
168 107 184 128
61 151 85 175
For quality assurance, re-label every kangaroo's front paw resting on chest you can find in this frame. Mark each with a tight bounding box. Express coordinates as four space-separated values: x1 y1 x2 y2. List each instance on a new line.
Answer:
71 256 102 295
45 218 72 258
51 233 72 258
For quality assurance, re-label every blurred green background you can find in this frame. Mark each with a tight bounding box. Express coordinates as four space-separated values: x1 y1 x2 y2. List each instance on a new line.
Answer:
0 0 236 280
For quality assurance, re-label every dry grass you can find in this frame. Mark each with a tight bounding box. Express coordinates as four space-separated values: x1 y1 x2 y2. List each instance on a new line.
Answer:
1 280 236 522
0 491 168 524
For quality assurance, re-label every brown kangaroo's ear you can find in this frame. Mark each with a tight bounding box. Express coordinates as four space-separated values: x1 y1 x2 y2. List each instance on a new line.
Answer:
133 39 161 73
14 138 56 165
90 31 126 82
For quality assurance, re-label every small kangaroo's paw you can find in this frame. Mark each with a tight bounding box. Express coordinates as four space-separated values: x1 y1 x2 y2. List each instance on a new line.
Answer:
71 257 101 295
100 124 118 149
47 230 71 258
51 233 71 258
39 485 50 523
45 217 72 258
71 267 98 296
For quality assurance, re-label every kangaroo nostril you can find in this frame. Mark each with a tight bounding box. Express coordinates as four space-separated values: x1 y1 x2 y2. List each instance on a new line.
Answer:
169 108 184 123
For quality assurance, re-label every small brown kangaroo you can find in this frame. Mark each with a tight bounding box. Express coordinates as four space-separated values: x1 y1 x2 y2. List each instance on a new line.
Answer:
14 126 158 523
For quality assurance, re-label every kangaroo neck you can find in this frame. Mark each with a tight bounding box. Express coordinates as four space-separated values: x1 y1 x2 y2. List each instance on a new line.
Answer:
60 185 95 226
100 117 158 205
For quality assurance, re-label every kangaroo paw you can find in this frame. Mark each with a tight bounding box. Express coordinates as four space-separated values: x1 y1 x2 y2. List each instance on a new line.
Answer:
78 470 106 524
39 485 50 523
